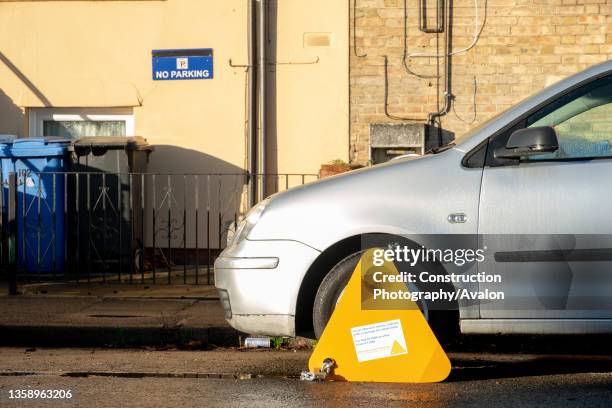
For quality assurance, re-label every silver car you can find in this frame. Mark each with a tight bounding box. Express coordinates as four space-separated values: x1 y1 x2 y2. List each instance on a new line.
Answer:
215 61 612 338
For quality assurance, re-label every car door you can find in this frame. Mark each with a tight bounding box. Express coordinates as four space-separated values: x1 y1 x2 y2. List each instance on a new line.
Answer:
478 74 612 320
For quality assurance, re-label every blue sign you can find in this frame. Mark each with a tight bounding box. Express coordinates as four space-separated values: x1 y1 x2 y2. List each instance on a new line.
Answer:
152 49 214 81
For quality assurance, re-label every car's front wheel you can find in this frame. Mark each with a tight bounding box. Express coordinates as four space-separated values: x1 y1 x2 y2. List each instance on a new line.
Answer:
313 252 362 339
312 251 457 343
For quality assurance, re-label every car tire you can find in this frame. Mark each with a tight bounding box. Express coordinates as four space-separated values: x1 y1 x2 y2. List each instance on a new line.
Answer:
312 251 459 344
313 252 363 339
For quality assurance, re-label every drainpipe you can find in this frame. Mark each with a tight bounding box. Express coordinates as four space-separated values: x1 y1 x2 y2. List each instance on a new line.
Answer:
247 0 258 208
257 0 268 201
427 0 453 146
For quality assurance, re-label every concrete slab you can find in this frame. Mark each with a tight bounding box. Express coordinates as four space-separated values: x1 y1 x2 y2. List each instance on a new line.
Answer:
81 298 195 317
175 300 227 328
13 282 219 299
0 295 240 347
63 298 196 328
0 297 102 325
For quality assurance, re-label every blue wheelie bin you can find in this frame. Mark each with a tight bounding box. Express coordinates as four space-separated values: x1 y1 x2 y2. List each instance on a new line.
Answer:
0 138 71 273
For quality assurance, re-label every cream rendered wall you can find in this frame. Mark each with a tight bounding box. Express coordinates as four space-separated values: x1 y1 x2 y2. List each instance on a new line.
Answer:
0 0 348 177
269 0 349 176
0 1 244 175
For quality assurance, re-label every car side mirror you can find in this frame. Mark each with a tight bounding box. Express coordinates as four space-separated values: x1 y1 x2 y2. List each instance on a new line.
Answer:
494 126 559 160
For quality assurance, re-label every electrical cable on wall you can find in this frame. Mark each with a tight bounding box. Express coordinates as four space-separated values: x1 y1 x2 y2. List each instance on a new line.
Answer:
452 75 478 125
382 0 487 130
407 0 488 59
384 56 428 121
402 0 439 79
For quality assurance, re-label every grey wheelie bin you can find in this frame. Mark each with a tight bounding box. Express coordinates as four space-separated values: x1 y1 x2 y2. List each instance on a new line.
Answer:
68 137 153 276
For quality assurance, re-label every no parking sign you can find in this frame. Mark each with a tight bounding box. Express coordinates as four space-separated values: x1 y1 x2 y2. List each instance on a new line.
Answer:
152 49 214 81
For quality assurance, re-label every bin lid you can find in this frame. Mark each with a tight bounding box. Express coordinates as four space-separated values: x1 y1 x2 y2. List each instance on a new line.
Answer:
71 136 154 156
0 134 17 144
0 135 17 157
5 137 71 158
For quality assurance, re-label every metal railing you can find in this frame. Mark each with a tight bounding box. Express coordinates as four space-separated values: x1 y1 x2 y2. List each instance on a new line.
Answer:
1 172 318 289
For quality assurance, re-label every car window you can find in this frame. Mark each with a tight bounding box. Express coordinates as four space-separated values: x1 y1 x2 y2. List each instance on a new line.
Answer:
524 75 612 161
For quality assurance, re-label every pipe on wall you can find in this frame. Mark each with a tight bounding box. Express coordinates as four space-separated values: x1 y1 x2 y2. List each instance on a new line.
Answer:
427 0 453 144
257 0 268 201
418 0 445 34
247 0 258 208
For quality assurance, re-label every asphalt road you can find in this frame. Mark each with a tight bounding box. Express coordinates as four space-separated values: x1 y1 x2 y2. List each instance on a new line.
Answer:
1 348 611 407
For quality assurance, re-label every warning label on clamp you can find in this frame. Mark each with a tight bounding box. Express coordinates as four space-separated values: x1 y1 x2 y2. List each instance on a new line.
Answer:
350 319 408 362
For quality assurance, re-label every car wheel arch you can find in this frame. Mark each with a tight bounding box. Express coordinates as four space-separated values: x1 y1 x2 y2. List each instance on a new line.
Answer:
294 233 459 338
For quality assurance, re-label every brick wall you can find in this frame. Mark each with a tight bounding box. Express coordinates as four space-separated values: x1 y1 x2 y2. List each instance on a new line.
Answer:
349 0 612 164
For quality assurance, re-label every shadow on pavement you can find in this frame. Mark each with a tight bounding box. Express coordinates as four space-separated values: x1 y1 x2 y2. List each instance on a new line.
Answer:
448 334 612 355
449 353 612 382
447 334 612 381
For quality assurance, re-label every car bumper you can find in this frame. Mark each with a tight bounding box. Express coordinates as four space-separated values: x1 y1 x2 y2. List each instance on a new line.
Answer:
214 239 321 337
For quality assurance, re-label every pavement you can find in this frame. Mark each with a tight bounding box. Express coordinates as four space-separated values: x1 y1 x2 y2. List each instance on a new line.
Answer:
3 281 612 355
3 283 612 406
13 281 221 299
1 348 612 407
0 282 244 348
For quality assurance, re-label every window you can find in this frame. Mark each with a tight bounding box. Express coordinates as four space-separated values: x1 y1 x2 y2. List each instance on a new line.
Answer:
524 75 612 161
28 108 135 139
